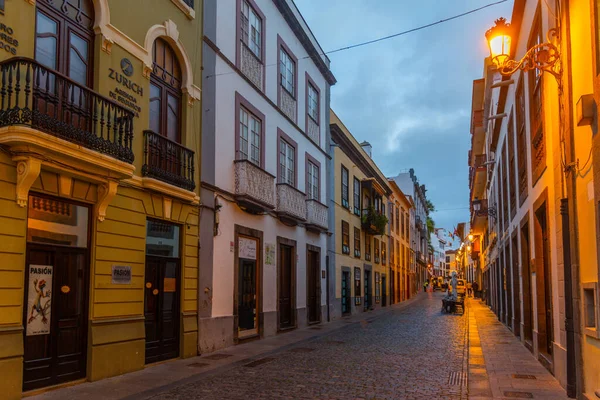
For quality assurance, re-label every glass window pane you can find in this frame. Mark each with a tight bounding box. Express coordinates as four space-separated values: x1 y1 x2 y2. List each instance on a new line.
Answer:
167 93 180 142
149 84 161 134
146 220 180 257
35 13 58 69
27 195 89 248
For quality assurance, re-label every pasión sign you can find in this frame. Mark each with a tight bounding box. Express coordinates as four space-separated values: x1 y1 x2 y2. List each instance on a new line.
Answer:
26 265 53 336
108 58 143 118
111 265 132 284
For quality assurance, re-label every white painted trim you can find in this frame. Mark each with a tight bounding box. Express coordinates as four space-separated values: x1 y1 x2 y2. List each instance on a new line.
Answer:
144 20 202 102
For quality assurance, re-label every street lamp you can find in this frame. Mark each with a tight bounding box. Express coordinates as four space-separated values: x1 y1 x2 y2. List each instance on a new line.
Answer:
485 17 560 79
472 198 497 221
468 234 474 242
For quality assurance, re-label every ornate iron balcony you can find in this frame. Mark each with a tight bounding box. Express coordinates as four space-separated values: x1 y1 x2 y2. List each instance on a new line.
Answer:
0 57 134 163
305 199 328 232
276 183 306 224
142 130 195 191
234 159 275 212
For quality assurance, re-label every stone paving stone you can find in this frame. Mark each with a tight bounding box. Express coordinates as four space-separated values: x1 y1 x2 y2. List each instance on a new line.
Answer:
468 299 569 400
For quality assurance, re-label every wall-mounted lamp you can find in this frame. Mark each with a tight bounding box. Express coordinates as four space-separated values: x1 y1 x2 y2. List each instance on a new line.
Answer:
472 198 497 222
485 17 560 79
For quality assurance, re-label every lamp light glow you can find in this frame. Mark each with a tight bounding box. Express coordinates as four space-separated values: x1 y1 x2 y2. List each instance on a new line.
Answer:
486 17 512 68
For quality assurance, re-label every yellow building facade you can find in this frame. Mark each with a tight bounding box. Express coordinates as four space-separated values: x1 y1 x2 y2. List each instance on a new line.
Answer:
387 180 412 303
329 110 391 318
0 1 202 397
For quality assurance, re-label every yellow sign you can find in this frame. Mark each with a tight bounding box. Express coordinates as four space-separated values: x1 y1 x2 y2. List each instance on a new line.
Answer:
60 285 70 294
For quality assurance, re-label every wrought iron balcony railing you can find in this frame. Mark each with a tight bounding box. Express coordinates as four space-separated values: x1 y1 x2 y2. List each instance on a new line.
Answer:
276 183 307 223
305 199 328 232
0 57 134 163
142 130 195 191
234 160 276 212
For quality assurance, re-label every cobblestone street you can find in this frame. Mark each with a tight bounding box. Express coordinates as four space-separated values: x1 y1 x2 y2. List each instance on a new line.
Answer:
134 292 468 400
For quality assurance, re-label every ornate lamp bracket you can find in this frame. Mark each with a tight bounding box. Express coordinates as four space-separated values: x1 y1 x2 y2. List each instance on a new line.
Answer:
497 28 561 80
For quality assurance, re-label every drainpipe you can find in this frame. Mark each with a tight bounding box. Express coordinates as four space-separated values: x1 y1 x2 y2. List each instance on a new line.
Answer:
561 200 575 398
326 255 330 322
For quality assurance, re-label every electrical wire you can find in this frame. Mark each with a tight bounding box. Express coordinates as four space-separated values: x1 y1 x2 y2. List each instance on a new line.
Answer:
206 0 509 79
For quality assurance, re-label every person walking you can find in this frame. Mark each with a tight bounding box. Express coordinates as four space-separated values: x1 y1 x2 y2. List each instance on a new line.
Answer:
467 281 473 297
472 281 479 298
423 281 428 292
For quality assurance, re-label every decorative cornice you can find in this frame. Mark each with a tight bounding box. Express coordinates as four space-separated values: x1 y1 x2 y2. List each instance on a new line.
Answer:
271 0 336 85
330 124 391 196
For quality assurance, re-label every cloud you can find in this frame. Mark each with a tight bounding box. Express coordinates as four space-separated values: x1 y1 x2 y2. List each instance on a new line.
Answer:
295 0 514 233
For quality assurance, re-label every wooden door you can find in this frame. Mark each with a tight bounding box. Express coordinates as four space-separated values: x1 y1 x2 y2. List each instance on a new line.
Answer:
23 245 88 391
144 256 180 364
381 276 387 307
341 271 350 315
307 250 320 323
278 244 293 328
238 259 257 332
364 271 371 309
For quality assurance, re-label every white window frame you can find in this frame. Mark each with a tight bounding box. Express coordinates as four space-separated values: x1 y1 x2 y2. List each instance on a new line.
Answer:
280 48 295 95
239 106 261 166
308 83 318 122
307 161 319 200
241 0 262 59
279 139 295 186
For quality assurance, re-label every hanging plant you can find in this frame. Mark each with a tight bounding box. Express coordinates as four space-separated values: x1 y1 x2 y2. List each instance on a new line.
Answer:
361 206 389 235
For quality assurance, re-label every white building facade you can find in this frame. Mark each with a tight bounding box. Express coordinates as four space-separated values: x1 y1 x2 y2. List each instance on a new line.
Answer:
200 0 336 352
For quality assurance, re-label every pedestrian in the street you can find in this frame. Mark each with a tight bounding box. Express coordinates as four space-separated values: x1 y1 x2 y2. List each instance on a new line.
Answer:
472 281 479 298
467 281 472 297
423 281 428 292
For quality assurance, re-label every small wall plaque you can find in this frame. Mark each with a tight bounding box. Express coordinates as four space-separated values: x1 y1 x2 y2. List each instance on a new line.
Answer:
112 265 132 284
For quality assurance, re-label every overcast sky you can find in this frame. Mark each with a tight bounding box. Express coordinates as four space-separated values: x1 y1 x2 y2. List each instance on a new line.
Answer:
295 0 514 248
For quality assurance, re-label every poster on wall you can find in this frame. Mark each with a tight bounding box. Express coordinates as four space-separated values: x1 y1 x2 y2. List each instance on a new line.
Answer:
26 265 53 336
239 237 257 260
265 243 275 265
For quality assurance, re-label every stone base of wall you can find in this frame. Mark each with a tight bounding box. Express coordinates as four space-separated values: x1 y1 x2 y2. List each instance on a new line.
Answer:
198 316 234 354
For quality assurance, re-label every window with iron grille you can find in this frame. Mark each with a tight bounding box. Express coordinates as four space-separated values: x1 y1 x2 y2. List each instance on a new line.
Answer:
528 7 545 185
382 241 387 266
241 0 262 59
374 238 380 264
516 77 528 205
342 221 350 255
365 233 372 261
341 166 349 208
354 227 361 258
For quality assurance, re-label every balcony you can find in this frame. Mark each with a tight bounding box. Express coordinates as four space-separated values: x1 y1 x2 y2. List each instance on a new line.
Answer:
0 57 134 163
234 159 275 213
473 154 487 169
361 207 387 235
416 251 426 265
305 199 328 232
276 183 306 225
142 130 195 191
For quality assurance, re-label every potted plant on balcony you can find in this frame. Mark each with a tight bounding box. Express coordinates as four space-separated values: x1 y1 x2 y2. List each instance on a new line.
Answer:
361 206 389 235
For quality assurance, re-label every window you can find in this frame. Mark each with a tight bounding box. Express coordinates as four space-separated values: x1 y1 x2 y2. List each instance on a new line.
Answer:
354 227 361 258
353 178 361 215
279 138 295 185
374 238 380 264
395 207 400 235
446 255 450 263
405 214 409 239
396 240 400 266
241 0 262 59
516 77 528 204
280 48 295 95
508 110 517 219
239 106 262 166
390 206 394 233
150 38 183 143
528 8 545 185
308 83 318 122
400 210 404 238
342 221 350 255
382 241 387 266
354 267 362 304
365 234 371 261
583 282 599 338
390 240 395 266
306 158 319 200
341 166 349 208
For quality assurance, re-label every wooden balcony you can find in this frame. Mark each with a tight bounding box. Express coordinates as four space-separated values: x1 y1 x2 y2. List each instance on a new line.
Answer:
234 159 275 213
305 199 328 232
0 57 134 163
142 130 195 191
276 183 306 225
